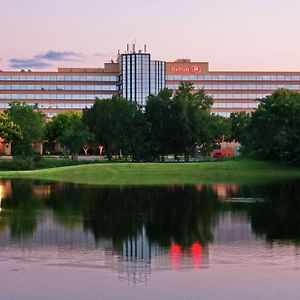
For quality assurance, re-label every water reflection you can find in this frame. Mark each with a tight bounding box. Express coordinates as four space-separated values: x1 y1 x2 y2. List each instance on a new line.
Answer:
0 179 299 284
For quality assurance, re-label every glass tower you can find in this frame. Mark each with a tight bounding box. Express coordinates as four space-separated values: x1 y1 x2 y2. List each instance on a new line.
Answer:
121 52 165 106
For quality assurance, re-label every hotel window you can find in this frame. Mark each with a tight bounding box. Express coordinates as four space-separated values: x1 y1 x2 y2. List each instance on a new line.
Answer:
262 76 271 80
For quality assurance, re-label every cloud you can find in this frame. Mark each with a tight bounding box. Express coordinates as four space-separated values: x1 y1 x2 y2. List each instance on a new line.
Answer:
94 52 115 58
9 50 84 69
36 50 83 61
10 58 51 69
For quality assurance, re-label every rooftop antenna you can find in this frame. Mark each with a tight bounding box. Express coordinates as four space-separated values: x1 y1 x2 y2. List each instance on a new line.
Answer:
118 49 120 56
144 44 147 53
126 44 129 53
132 42 136 53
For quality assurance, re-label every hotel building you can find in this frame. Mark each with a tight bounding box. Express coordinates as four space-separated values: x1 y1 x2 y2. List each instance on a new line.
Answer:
1 46 300 117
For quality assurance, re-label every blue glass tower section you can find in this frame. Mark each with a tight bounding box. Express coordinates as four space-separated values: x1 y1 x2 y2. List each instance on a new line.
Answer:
150 60 166 95
121 53 165 106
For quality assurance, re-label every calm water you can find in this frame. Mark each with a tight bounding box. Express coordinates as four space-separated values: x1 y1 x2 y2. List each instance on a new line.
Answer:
0 180 300 299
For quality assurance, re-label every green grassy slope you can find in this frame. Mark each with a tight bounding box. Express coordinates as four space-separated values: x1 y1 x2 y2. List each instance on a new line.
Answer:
0 159 299 185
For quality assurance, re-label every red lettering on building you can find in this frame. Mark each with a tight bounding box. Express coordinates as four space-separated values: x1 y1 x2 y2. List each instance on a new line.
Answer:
191 66 201 73
171 66 202 73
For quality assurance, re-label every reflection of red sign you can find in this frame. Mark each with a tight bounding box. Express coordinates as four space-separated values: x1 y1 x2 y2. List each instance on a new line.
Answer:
170 242 203 270
171 243 181 269
191 242 202 269
171 66 202 73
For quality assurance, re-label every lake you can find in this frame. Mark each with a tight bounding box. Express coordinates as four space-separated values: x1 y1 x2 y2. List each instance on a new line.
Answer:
0 180 300 300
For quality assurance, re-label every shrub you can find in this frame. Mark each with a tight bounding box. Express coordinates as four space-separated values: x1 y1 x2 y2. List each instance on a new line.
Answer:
12 156 35 170
32 155 43 163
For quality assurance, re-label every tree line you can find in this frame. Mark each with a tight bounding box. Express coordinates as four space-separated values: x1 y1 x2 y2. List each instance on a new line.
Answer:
1 83 299 163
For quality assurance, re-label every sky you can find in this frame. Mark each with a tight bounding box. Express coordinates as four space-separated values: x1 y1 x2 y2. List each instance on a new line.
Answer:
1 0 300 71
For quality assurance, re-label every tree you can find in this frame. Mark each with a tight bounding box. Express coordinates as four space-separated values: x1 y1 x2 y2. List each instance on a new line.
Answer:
145 89 174 160
229 112 251 145
0 114 23 142
5 102 45 156
246 89 300 162
171 83 216 158
145 82 215 160
83 95 144 160
208 114 232 149
59 117 94 160
45 112 83 153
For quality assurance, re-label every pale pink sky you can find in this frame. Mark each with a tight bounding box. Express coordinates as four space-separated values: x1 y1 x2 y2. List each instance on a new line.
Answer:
1 0 300 71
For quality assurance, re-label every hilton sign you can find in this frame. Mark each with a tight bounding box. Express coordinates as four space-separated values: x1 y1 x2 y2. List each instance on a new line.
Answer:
171 66 202 73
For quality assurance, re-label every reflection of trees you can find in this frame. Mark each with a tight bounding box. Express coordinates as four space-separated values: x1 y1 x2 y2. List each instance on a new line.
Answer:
47 184 221 248
248 182 300 243
2 180 44 239
145 186 220 247
45 183 86 229
3 179 300 247
1 180 223 248
220 181 300 244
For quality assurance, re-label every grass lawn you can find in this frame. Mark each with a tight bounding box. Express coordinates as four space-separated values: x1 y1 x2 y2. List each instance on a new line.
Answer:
0 159 299 185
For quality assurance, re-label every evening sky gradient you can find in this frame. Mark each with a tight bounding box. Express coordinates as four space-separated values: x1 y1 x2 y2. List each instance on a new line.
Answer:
1 0 300 71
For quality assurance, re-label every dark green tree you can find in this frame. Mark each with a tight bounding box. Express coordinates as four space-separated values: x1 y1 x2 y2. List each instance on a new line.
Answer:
145 82 214 160
172 82 215 158
45 112 80 142
246 89 300 162
145 89 174 160
209 114 232 150
5 102 45 156
59 116 94 160
83 95 144 160
45 112 83 154
229 112 251 145
161 82 215 159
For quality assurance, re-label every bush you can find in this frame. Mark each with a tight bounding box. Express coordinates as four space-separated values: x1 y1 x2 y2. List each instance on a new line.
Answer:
12 156 35 170
32 155 43 163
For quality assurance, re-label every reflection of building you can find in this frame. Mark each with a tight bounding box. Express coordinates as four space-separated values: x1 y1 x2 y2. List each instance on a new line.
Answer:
123 227 151 263
120 226 164 284
211 184 239 199
121 225 209 282
0 180 12 212
32 184 51 197
195 183 239 199
213 212 259 244
0 206 270 286
2 45 300 117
